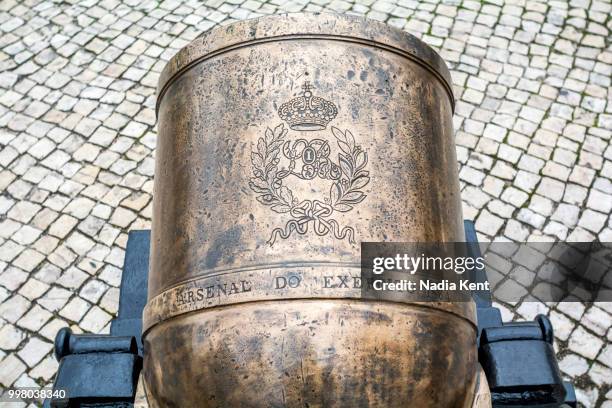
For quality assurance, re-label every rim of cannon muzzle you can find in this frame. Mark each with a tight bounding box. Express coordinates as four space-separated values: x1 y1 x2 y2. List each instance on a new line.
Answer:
154 12 455 118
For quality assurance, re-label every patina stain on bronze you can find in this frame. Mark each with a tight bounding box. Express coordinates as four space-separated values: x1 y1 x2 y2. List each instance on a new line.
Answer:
144 12 478 407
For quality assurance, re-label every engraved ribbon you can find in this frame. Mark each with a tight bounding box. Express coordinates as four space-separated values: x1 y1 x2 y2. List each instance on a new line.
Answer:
268 200 355 245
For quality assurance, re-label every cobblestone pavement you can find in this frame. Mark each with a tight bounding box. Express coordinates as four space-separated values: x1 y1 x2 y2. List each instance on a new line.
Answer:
0 0 610 406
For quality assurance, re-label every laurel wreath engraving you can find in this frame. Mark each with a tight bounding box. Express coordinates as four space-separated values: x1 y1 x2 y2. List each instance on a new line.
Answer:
249 123 370 245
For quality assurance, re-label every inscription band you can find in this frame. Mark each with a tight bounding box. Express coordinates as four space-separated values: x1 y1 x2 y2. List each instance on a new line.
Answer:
142 263 475 333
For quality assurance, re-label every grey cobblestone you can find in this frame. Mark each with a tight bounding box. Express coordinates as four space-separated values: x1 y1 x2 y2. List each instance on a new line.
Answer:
0 0 610 406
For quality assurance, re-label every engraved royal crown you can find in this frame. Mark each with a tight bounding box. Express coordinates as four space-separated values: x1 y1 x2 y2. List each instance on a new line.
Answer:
278 82 338 131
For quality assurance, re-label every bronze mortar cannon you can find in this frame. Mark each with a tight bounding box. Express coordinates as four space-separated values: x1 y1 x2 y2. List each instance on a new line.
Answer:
143 12 477 407
41 12 574 408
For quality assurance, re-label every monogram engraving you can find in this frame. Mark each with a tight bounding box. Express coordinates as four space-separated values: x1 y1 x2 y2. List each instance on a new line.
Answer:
249 81 370 245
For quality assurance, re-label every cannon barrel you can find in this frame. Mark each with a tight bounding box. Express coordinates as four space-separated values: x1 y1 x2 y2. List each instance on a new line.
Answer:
143 12 477 407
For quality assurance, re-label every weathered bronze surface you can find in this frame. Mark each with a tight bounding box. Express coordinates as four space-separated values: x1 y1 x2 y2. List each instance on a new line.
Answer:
144 12 477 407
